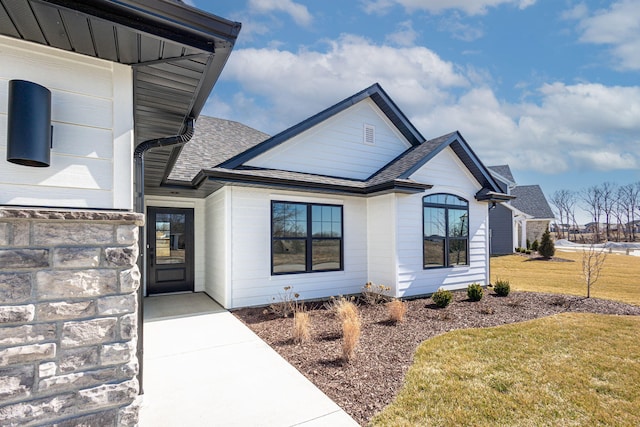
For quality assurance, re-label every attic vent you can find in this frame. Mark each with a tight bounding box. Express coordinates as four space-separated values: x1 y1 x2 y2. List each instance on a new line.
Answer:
363 123 375 145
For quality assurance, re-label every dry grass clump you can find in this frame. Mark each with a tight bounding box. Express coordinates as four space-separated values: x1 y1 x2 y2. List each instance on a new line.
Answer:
387 299 407 323
292 310 311 344
337 300 360 362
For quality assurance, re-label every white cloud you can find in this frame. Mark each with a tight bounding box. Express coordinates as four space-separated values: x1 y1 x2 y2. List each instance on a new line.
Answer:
210 36 640 175
569 0 640 70
385 20 419 46
248 0 313 27
362 0 536 15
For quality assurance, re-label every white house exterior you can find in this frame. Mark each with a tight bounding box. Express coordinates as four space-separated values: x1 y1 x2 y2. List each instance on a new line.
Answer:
152 85 510 308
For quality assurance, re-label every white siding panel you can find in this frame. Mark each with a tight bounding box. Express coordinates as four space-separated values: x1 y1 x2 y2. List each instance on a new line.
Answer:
204 188 229 307
145 197 206 294
246 98 411 180
366 194 398 296
227 187 368 309
395 147 490 297
0 37 133 210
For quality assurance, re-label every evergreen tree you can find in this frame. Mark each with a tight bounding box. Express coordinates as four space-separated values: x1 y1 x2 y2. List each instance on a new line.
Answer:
538 227 555 259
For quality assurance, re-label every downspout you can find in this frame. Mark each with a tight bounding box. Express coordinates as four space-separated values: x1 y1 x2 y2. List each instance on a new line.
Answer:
134 117 195 394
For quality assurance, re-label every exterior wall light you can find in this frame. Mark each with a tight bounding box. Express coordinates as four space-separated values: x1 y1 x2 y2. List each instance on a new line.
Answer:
6 80 52 167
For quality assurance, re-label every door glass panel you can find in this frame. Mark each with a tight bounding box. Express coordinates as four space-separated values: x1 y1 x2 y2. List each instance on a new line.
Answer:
155 213 186 265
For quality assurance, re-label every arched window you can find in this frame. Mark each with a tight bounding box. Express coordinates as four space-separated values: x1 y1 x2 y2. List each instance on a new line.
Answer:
423 194 469 268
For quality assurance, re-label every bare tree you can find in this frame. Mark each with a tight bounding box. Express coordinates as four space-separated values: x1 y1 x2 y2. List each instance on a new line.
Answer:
581 244 608 298
581 185 603 243
600 182 617 241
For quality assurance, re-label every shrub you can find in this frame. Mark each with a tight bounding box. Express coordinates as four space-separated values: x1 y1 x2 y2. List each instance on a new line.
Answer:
387 299 407 323
493 279 511 297
267 286 300 318
526 239 531 250
531 239 539 251
525 249 532 255
361 282 392 305
341 306 361 362
432 288 453 308
292 310 311 344
467 283 484 301
333 298 359 323
538 227 555 259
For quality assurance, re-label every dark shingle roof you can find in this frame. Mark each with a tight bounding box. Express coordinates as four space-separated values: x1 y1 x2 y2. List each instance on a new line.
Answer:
488 165 515 184
511 185 555 219
169 116 270 181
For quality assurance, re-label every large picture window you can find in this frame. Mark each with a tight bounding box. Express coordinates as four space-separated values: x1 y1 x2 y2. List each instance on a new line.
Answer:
272 201 343 274
423 194 469 268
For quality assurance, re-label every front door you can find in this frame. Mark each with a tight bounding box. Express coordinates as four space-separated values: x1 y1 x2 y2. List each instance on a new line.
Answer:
147 207 194 295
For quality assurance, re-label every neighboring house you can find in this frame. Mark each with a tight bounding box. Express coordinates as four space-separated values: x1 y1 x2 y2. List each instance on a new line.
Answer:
146 84 511 309
0 1 239 424
488 165 555 253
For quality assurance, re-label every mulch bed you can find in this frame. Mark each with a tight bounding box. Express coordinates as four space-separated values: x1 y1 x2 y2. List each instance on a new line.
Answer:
233 291 640 426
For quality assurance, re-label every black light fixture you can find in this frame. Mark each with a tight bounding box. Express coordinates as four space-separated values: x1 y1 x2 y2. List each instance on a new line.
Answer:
6 80 52 167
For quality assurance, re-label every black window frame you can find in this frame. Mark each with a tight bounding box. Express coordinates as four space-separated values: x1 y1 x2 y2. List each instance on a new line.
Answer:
423 193 469 269
271 201 344 275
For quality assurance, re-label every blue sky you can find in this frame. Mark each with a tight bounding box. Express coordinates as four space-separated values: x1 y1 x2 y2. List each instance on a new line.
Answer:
190 0 638 222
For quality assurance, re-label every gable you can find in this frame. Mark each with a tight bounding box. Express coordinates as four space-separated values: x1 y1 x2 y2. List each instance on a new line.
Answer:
408 146 482 195
245 98 412 180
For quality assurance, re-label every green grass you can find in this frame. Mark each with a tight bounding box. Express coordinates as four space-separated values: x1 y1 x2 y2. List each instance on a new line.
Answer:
371 313 640 426
491 250 640 306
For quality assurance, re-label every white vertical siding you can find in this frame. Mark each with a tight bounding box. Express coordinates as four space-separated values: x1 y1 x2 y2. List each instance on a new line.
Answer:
396 146 489 297
0 36 133 209
366 194 398 296
204 188 230 307
246 98 411 180
226 187 368 309
144 196 206 293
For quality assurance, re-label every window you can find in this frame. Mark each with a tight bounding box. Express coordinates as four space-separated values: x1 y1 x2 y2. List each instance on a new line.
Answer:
272 201 343 274
423 194 469 268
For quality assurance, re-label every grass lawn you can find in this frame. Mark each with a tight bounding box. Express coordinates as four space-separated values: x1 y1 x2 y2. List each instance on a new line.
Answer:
371 313 640 426
491 250 640 306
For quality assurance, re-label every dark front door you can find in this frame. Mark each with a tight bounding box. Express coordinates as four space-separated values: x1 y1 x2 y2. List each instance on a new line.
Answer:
147 207 194 295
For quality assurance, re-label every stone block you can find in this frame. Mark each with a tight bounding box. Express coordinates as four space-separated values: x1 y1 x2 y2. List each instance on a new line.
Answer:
0 343 56 366
119 267 140 293
37 301 96 321
0 249 49 269
77 379 138 412
119 314 136 340
104 247 138 268
38 367 118 394
100 342 134 366
116 225 138 245
118 398 141 427
61 318 117 348
51 409 118 427
37 270 117 300
0 392 76 425
53 247 100 268
0 304 35 323
12 222 30 246
0 222 8 246
39 361 57 378
33 223 114 245
0 273 32 303
58 347 99 374
0 365 34 400
97 294 136 316
0 323 56 346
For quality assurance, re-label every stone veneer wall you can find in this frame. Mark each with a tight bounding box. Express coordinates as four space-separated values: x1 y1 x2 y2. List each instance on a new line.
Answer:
0 208 144 426
526 220 551 244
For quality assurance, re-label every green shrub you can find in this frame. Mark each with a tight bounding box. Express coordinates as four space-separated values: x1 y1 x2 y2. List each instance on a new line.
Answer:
526 239 531 250
538 227 555 259
432 288 453 308
525 249 532 255
531 240 539 251
494 279 511 296
467 283 484 301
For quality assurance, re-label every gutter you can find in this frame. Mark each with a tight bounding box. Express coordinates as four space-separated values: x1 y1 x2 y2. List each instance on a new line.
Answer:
133 116 195 394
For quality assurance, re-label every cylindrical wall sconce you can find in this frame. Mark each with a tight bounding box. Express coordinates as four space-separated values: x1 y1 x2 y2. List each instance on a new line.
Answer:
6 80 52 167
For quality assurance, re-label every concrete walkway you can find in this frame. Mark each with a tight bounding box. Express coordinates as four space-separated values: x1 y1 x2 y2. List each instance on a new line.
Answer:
138 293 359 426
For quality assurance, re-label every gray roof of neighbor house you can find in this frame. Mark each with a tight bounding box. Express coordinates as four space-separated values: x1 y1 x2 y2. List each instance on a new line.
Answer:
488 165 515 184
0 0 240 193
511 185 555 219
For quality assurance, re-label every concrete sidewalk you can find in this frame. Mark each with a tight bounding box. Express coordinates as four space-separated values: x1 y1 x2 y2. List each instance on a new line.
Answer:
139 293 359 426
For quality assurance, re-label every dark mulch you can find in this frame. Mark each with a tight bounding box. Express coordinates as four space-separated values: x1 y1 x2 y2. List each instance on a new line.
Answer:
233 291 640 426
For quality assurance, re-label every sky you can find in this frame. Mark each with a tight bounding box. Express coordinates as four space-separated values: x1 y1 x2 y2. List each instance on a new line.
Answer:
189 0 638 222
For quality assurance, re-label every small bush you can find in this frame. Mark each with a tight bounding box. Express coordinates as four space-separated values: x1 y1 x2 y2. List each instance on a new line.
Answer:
341 308 361 362
333 298 359 323
526 239 531 250
538 227 555 259
531 240 539 251
387 299 407 323
361 282 392 305
525 249 532 255
292 311 311 344
467 283 484 301
432 288 453 308
493 279 511 297
267 286 300 318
